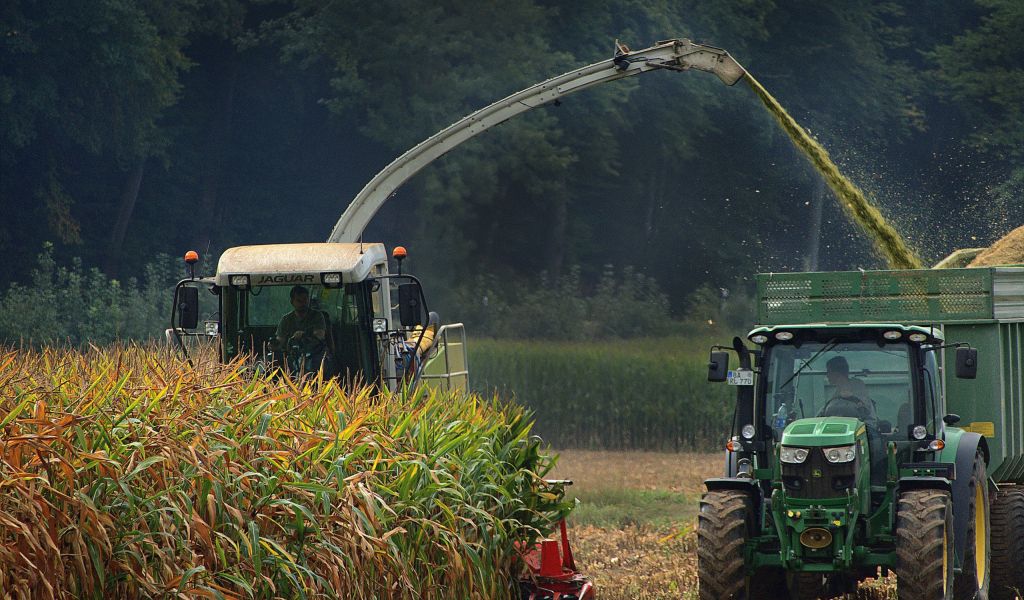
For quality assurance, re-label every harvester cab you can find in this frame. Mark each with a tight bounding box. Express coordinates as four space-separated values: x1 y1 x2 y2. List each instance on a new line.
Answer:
168 243 468 391
699 266 1024 600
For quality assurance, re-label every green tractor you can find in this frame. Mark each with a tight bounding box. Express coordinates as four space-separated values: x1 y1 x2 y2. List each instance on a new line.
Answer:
698 266 1024 599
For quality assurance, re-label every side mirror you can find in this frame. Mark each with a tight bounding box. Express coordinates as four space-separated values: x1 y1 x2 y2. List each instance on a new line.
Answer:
177 286 200 330
955 347 978 379
708 351 729 382
398 283 423 327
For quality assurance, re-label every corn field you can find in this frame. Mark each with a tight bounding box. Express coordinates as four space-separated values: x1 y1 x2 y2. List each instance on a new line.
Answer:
0 345 569 599
470 338 734 451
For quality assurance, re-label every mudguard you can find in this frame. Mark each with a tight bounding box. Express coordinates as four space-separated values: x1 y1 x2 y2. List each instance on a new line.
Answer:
705 477 759 494
945 430 989 569
898 476 952 493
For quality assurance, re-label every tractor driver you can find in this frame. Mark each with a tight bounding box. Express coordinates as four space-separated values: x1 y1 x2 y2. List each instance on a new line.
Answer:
818 356 878 423
275 285 327 350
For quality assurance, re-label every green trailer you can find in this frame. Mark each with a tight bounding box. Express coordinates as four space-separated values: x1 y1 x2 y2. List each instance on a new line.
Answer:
698 266 1024 600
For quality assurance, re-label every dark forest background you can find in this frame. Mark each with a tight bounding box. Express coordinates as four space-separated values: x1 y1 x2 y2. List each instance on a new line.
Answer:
2 0 1022 342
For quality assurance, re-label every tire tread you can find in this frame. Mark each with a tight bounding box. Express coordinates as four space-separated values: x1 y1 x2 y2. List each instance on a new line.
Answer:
990 485 1024 600
698 489 751 600
895 489 952 600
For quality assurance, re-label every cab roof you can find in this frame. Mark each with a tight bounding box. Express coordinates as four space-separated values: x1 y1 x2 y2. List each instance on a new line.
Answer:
215 243 387 286
746 323 944 345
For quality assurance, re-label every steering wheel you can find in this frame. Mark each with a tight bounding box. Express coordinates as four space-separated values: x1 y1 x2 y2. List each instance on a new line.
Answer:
819 395 874 423
286 333 327 374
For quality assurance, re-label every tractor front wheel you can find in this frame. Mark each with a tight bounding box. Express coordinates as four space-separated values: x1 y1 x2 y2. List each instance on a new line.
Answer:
953 451 990 600
989 485 1024 600
697 489 756 600
895 488 954 600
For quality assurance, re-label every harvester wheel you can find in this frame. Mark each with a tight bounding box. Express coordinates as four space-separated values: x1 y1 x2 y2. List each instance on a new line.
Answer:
895 489 954 600
953 451 990 600
697 489 756 600
989 485 1024 600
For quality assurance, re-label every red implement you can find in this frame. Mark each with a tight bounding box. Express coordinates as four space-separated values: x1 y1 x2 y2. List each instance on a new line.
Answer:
518 520 595 600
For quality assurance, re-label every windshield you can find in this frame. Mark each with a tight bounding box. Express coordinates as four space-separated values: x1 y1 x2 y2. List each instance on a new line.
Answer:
221 283 378 381
763 341 914 436
241 285 362 329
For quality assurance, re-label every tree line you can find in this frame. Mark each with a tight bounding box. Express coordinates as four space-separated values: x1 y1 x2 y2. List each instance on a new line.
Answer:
2 0 1021 325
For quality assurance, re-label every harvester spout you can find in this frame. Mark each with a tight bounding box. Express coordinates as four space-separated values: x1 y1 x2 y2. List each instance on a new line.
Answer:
328 38 747 243
617 39 746 85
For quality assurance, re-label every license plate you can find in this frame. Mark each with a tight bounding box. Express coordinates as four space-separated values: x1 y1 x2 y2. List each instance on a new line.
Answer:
727 369 754 386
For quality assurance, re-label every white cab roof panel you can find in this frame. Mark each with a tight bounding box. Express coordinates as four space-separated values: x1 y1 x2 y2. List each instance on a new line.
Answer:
215 243 387 286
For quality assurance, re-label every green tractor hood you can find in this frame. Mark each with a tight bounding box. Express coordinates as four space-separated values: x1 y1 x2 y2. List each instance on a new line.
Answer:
781 417 864 447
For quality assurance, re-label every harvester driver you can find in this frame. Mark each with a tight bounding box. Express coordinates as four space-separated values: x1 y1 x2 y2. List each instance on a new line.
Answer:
819 356 877 423
275 285 327 351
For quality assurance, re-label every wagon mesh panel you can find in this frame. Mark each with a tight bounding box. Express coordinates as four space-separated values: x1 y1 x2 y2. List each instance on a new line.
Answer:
757 269 994 325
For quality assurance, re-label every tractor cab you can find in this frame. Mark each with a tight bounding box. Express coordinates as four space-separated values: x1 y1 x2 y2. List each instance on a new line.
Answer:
169 243 468 391
745 325 955 498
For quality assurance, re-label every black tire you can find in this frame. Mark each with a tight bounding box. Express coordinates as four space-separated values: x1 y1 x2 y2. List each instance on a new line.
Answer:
990 485 1024 600
954 451 991 600
895 489 954 600
697 489 755 600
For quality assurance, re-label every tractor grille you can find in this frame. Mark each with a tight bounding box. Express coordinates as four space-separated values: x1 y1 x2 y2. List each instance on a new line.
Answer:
782 450 858 499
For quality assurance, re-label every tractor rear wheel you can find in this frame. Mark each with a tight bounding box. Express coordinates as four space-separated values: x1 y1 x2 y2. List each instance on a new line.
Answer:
953 451 990 600
989 485 1024 600
895 488 954 600
698 489 757 600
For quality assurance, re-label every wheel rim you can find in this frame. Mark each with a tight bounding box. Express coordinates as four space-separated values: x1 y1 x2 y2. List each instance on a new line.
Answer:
975 483 987 588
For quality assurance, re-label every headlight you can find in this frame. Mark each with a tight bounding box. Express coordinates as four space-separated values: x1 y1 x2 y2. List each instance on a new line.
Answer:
321 272 343 286
229 274 250 288
780 446 809 464
912 425 928 440
823 444 857 463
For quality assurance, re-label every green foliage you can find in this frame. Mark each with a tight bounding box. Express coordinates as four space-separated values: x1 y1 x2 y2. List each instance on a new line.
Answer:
680 282 757 333
3 0 1024 314
471 337 734 451
0 244 186 346
444 265 677 340
0 346 568 598
931 0 1024 212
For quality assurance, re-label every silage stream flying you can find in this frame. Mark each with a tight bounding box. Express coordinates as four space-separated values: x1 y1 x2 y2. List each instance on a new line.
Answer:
744 73 923 270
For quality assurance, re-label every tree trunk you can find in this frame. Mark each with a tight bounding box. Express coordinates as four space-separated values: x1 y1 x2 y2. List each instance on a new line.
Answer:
194 58 238 252
804 176 826 271
103 159 146 278
547 195 568 279
642 156 666 267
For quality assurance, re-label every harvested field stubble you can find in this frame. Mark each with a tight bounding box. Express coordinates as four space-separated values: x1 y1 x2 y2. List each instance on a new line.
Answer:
552 450 899 600
0 346 568 599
